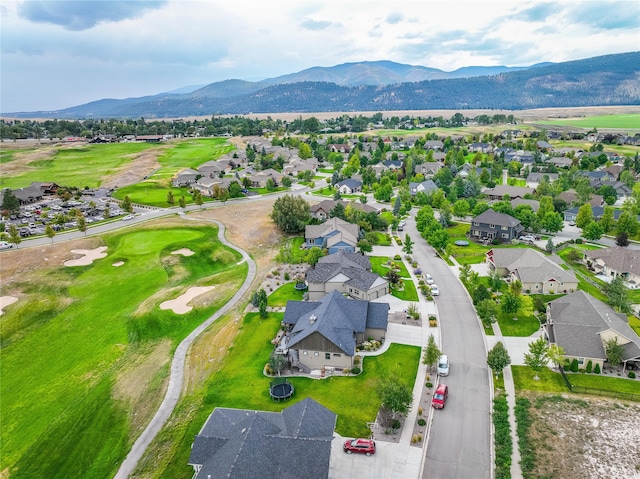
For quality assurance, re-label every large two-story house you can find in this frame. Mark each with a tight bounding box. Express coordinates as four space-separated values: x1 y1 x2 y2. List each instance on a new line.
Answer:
305 217 360 254
470 209 524 243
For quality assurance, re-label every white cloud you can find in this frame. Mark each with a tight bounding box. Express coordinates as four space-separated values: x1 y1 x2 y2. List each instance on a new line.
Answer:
1 0 638 112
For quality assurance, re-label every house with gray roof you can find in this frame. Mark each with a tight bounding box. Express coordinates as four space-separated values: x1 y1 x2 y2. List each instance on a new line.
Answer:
335 178 363 195
309 199 378 222
470 209 524 243
511 198 540 213
282 290 388 371
545 156 574 168
525 172 559 188
188 397 336 479
305 217 360 254
414 162 442 178
306 251 389 301
583 246 640 286
486 248 578 294
558 189 604 208
171 168 200 187
409 179 439 197
483 185 535 201
544 291 640 371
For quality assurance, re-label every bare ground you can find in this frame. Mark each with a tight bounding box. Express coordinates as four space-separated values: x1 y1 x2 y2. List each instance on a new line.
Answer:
523 392 640 479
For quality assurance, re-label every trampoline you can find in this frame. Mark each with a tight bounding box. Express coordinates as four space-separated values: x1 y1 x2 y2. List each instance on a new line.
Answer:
270 378 294 401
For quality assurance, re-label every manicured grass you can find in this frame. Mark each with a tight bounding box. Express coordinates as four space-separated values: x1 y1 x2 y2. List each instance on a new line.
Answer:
537 114 640 130
569 373 640 395
115 181 196 207
200 312 421 438
276 236 309 264
391 279 419 302
497 310 541 337
369 231 391 246
629 315 640 337
512 366 567 393
1 143 161 190
268 282 306 307
370 256 410 278
380 211 394 224
0 222 246 479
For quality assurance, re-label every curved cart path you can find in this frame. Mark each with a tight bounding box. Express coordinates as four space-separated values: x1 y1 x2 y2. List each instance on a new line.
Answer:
114 218 256 479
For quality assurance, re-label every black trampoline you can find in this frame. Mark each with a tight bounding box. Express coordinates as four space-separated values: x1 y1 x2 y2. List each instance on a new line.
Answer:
269 378 294 401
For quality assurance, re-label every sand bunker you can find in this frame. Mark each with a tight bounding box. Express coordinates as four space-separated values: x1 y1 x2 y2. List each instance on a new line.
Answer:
64 246 108 267
113 261 125 267
159 286 215 314
171 248 195 257
0 296 19 316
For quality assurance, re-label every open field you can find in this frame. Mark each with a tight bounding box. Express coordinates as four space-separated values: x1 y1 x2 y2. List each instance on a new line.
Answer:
535 113 640 130
0 218 246 479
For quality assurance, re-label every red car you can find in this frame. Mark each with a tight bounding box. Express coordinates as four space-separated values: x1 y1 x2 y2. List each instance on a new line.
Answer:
432 383 448 409
343 438 376 456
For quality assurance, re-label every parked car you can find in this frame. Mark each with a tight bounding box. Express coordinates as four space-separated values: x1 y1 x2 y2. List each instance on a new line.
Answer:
518 235 536 243
432 384 448 409
430 284 439 296
437 354 450 377
0 241 14 250
343 438 376 456
121 214 135 221
397 221 406 231
424 273 434 285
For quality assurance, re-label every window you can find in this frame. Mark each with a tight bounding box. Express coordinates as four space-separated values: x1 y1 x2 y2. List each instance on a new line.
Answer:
325 353 330 360
333 353 341 357
502 233 508 239
473 222 479 226
501 225 508 230
578 357 585 365
489 224 495 228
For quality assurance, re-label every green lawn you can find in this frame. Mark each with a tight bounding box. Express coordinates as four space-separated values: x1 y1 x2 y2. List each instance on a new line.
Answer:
536 114 640 130
629 315 640 336
370 256 410 278
497 310 541 337
391 279 419 301
369 231 392 246
268 282 306 307
276 236 309 264
1 143 161 190
0 222 246 479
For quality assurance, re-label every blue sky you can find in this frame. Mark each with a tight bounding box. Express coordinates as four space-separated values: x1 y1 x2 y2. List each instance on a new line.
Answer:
1 0 638 113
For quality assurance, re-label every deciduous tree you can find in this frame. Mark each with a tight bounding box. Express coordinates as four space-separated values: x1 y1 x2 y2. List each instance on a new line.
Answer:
270 195 310 234
487 341 511 377
523 337 549 380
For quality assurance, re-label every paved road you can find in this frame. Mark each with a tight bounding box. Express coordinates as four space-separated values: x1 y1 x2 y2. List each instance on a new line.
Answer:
403 217 492 479
113 219 257 479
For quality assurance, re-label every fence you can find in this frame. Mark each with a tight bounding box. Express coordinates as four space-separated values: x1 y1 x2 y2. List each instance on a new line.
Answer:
557 366 640 402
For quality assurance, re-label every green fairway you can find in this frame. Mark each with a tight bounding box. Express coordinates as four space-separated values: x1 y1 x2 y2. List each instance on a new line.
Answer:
0 143 161 190
0 221 246 479
112 138 234 206
536 114 640 130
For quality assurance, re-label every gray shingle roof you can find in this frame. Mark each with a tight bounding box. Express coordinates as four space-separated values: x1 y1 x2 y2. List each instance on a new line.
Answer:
489 248 577 284
473 209 521 227
283 290 388 355
305 217 360 245
189 398 336 479
547 291 640 360
308 251 383 291
584 246 640 277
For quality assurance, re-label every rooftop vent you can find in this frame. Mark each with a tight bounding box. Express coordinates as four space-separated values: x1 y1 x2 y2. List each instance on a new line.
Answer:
309 314 316 324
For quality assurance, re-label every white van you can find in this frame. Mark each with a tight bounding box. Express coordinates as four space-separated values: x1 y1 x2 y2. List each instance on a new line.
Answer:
437 355 450 376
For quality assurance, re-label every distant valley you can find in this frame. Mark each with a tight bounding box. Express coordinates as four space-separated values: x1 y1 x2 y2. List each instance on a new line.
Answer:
4 52 639 119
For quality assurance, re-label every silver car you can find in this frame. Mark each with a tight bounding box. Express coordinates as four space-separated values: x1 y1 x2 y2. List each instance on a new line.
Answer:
437 354 450 376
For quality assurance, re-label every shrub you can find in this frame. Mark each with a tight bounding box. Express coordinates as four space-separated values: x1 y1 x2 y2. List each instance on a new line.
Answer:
394 254 401 260
575 238 583 244
563 359 570 371
493 394 512 478
351 366 361 375
586 360 593 373
417 418 426 426
594 363 601 374
417 434 423 442
426 382 433 388
418 406 423 416
391 419 401 430
284 272 290 281
629 371 636 379
411 435 419 444
570 359 579 372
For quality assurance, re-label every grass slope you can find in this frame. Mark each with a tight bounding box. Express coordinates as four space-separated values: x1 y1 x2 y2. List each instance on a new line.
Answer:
0 222 246 479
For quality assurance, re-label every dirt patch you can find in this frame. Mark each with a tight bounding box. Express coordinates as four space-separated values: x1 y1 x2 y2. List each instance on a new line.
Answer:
523 392 640 479
0 296 19 315
101 147 166 189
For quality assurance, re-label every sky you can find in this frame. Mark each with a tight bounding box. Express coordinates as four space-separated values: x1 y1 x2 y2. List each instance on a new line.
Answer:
1 0 639 113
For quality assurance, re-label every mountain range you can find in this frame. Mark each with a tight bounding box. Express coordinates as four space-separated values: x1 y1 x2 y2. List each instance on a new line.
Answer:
5 52 639 119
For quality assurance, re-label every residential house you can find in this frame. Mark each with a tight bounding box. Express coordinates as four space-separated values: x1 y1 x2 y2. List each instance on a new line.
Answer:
536 140 554 150
558 190 604 208
458 164 490 179
483 185 535 201
604 164 624 180
335 178 363 195
193 177 236 197
305 217 360 254
510 198 540 212
309 199 378 221
579 170 616 186
593 180 632 200
188 398 336 479
171 168 199 187
468 142 492 153
583 246 640 286
486 248 578 294
306 251 389 301
383 159 402 171
371 163 389 177
197 160 232 177
545 156 574 168
470 209 524 243
544 291 640 371
247 168 283 188
409 179 439 197
327 143 351 154
562 205 614 222
424 140 444 150
414 162 442 178
525 172 559 188
282 290 388 371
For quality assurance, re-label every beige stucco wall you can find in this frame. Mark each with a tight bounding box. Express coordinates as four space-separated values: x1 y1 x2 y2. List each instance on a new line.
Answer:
297 349 353 370
600 329 632 346
564 354 605 371
522 280 578 294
